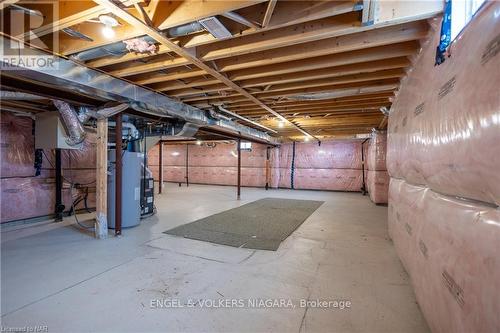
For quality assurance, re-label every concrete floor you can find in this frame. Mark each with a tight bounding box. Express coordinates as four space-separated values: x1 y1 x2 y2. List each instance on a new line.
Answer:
1 184 429 333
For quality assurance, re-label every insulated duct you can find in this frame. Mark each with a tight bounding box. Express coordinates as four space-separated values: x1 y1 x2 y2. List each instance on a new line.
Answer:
52 100 86 146
1 35 275 144
71 22 204 62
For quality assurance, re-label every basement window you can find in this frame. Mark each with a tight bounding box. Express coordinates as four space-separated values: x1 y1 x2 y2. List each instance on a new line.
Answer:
435 0 486 65
451 0 486 41
240 141 252 151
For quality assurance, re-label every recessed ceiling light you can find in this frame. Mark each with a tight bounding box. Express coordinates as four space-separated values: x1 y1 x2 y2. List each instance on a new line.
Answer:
102 26 115 38
99 14 120 27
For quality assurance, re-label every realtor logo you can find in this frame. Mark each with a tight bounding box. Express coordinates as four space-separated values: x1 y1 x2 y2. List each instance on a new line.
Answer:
1 1 59 70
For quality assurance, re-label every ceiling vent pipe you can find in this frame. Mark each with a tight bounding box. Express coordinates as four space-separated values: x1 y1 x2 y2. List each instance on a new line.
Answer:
71 22 205 62
53 100 129 145
52 100 87 146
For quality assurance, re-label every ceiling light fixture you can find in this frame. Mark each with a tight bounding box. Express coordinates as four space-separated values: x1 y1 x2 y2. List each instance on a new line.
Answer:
102 25 115 38
98 14 120 27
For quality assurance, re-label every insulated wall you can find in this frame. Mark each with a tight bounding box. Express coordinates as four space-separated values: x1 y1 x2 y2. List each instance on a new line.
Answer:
366 131 389 204
387 3 500 332
1 112 96 223
279 140 363 191
148 140 364 192
147 142 278 188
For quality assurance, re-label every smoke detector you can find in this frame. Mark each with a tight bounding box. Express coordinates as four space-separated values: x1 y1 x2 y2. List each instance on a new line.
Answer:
198 17 232 39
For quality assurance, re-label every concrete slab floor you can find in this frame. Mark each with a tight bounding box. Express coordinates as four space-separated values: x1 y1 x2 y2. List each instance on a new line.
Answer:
1 183 429 333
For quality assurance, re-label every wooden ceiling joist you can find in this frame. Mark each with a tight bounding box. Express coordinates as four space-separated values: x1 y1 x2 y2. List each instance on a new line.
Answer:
94 0 319 140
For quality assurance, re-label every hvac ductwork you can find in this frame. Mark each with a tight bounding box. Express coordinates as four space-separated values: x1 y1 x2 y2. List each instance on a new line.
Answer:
1 35 275 144
71 22 204 62
52 100 86 146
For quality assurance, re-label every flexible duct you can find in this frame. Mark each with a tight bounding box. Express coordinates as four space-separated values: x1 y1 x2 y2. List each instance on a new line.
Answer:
71 22 204 62
52 100 86 146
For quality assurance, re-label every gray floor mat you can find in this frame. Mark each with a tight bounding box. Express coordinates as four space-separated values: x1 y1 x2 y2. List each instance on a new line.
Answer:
164 198 324 251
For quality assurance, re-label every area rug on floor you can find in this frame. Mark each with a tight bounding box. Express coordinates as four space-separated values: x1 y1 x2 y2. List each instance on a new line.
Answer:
164 198 324 251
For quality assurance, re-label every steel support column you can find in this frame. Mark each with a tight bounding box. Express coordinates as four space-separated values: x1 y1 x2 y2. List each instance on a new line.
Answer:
237 139 241 200
185 144 189 187
54 148 63 221
115 113 123 236
158 142 163 194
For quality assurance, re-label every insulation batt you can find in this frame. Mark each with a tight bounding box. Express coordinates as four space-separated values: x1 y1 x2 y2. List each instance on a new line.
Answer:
148 140 364 191
366 131 388 204
387 4 500 333
388 178 500 333
387 2 500 205
366 170 389 204
1 113 96 222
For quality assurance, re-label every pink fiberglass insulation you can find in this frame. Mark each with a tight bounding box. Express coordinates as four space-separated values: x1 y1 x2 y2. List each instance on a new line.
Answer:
277 140 363 191
367 130 387 171
294 140 362 169
147 142 272 188
366 131 388 203
1 112 35 178
366 170 389 204
387 3 500 205
294 168 362 191
1 113 97 223
147 140 363 191
388 178 500 333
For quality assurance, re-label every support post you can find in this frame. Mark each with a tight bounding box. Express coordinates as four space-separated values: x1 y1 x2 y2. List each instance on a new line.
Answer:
54 148 63 221
265 146 270 190
237 139 241 200
185 143 189 187
158 141 163 194
115 114 123 236
95 118 108 239
361 138 369 195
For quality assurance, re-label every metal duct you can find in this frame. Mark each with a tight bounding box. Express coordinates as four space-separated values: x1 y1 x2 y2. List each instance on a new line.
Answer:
1 35 276 145
52 100 86 146
0 91 43 100
71 22 204 62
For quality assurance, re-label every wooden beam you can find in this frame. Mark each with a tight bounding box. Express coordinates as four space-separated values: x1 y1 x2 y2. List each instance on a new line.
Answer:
23 0 141 40
222 11 260 29
95 118 108 239
223 92 394 108
103 16 423 80
156 57 409 92
94 0 319 140
63 0 266 55
238 57 410 88
0 0 19 10
85 0 360 68
181 79 400 103
227 41 418 81
262 0 277 27
378 115 388 129
166 69 403 98
215 20 428 72
144 44 414 88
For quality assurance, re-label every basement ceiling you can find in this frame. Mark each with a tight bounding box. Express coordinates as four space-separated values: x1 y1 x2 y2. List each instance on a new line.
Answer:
0 0 441 140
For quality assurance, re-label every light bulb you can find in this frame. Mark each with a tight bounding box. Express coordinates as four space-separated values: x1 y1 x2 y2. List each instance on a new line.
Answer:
196 140 202 145
102 26 115 38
